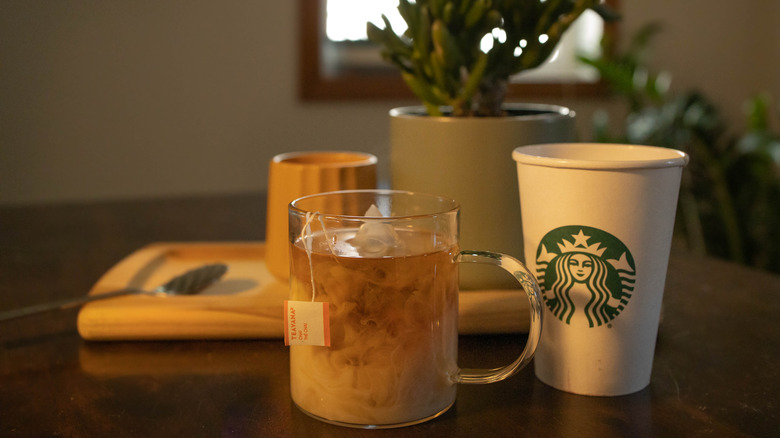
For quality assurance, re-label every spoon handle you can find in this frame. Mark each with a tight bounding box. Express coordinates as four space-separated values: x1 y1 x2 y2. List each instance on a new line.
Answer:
0 289 142 322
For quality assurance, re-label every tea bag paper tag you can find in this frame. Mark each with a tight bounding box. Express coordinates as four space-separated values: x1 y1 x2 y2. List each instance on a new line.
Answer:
284 300 331 347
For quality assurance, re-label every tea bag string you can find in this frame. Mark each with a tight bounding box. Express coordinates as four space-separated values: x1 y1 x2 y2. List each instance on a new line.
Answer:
300 211 337 302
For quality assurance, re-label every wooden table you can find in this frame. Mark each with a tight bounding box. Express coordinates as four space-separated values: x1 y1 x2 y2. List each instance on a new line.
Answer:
1 193 778 437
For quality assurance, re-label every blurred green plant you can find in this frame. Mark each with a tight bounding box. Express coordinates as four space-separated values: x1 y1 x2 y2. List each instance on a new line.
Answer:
580 23 780 273
730 95 780 272
367 0 616 117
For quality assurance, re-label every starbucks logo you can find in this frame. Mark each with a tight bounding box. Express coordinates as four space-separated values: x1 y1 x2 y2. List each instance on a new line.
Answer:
535 226 636 328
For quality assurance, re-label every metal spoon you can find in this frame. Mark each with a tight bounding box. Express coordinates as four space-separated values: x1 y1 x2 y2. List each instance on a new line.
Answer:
0 263 228 322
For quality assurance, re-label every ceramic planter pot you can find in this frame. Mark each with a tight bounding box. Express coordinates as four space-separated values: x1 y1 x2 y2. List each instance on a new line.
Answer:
390 104 576 290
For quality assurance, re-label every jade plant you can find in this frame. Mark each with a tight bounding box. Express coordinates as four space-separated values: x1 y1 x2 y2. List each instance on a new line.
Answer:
367 0 615 117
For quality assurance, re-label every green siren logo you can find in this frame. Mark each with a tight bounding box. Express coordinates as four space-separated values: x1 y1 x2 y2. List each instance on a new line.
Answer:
536 226 636 328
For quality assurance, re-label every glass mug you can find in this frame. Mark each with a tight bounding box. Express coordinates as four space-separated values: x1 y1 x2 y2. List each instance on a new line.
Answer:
287 190 543 428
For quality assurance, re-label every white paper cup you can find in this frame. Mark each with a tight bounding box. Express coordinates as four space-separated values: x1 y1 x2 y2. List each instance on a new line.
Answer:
513 143 689 396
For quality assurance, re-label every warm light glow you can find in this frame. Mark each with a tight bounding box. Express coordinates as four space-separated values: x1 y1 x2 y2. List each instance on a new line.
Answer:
491 28 507 43
327 0 407 42
482 28 506 53
480 33 494 53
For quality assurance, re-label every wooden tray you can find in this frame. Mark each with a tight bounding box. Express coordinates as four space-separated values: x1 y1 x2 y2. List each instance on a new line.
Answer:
77 242 530 341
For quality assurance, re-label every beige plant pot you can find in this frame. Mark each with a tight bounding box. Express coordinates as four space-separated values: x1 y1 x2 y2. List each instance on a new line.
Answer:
390 104 576 290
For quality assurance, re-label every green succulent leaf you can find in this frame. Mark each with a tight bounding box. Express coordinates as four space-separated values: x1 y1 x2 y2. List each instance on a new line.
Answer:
465 0 489 29
460 51 489 102
401 71 448 107
432 19 463 69
430 0 448 19
442 2 455 25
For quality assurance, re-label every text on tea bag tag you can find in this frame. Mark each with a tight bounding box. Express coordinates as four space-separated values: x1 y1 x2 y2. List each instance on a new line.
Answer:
284 300 331 346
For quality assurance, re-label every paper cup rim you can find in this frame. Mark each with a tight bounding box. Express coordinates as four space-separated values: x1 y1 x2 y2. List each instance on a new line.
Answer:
513 143 689 170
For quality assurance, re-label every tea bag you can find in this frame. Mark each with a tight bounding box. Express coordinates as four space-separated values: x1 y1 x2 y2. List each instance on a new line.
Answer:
350 204 402 257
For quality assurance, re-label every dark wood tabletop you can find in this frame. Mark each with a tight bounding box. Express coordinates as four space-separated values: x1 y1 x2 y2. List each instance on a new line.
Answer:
1 193 778 437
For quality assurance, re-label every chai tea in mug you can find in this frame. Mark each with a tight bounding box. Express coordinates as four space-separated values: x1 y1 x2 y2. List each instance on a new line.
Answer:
286 190 543 428
289 227 459 426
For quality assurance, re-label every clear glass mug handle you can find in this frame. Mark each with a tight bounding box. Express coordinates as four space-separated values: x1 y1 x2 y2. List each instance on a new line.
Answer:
454 250 543 384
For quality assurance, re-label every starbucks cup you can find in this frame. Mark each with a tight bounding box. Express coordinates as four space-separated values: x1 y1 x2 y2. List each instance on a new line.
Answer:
513 143 689 396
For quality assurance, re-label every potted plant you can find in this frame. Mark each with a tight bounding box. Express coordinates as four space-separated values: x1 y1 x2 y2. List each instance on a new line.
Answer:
368 0 613 289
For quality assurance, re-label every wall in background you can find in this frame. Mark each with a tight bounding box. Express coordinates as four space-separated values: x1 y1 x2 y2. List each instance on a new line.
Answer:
1 1 777 205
